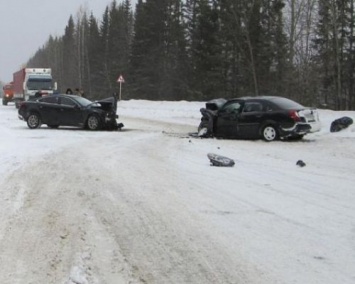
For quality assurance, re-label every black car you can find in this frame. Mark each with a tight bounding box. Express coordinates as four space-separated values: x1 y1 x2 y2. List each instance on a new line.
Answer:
18 94 123 131
198 96 321 141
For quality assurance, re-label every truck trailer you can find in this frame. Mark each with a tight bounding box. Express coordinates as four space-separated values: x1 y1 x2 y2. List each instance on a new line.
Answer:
13 68 57 107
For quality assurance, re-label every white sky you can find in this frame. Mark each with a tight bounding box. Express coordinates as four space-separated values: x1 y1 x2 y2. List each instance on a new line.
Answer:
0 0 134 83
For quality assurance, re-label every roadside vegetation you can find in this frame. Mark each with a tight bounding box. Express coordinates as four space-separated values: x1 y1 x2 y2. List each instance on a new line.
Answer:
27 0 355 110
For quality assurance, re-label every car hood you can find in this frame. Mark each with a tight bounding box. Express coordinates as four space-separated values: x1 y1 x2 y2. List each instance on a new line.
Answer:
90 97 117 112
205 98 227 111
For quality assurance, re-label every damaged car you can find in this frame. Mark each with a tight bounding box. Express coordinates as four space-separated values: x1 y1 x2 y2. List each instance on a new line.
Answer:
18 94 124 131
198 96 321 141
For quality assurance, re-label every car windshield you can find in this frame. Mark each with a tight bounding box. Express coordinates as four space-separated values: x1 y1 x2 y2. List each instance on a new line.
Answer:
271 97 304 109
27 77 53 90
75 96 97 107
221 101 242 113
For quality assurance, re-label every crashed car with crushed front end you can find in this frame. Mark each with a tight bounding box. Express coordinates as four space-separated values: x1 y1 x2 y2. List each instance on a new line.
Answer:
197 96 321 141
18 94 124 131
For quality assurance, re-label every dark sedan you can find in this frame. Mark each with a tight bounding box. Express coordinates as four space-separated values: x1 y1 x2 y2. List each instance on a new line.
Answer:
198 96 321 141
18 94 123 131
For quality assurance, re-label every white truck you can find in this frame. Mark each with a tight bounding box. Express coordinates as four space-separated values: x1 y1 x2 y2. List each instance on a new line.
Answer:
13 68 57 107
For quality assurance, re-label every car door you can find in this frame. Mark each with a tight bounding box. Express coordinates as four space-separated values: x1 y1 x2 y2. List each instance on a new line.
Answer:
215 101 243 138
37 96 60 125
58 97 84 127
238 101 264 138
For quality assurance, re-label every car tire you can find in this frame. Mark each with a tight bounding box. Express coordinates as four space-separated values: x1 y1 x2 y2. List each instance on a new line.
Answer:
261 125 278 141
87 114 102 130
27 113 41 129
2 100 7 106
47 125 59 129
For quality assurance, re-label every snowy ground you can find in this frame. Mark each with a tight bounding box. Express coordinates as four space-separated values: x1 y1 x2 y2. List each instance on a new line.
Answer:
0 99 354 284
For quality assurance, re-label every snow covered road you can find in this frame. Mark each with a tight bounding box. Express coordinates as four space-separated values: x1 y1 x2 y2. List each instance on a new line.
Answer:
0 100 355 284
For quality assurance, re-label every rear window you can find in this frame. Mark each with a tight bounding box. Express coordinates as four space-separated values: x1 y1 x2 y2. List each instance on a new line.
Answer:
271 97 304 109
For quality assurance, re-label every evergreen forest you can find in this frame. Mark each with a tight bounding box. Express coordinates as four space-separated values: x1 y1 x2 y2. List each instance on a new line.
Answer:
27 0 355 110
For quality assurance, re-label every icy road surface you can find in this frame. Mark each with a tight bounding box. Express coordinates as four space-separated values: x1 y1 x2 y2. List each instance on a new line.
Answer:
0 100 354 284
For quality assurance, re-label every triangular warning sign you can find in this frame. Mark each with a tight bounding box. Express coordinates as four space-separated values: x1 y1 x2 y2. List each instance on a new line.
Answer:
117 75 125 83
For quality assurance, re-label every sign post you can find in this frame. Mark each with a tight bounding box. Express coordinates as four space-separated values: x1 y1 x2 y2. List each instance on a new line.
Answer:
117 75 125 101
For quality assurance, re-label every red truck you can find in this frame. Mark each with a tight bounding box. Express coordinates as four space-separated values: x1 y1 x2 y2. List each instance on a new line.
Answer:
2 82 14 105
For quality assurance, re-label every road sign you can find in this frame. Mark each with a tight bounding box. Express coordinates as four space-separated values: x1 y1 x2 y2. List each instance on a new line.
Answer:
117 75 125 83
117 75 125 101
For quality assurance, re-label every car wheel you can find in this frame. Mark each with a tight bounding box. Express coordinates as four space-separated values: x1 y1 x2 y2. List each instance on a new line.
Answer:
47 125 59 129
262 125 278 141
27 113 41 129
87 114 102 130
2 100 7 106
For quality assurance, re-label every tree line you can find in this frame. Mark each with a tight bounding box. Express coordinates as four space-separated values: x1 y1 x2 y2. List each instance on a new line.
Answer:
27 0 355 110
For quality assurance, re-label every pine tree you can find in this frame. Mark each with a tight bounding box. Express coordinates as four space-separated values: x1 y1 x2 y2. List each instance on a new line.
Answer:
313 0 347 109
129 0 149 99
262 0 289 96
188 0 224 100
62 16 77 91
100 7 112 95
75 11 90 94
129 0 167 100
347 0 355 108
159 0 189 100
107 0 133 96
87 13 103 98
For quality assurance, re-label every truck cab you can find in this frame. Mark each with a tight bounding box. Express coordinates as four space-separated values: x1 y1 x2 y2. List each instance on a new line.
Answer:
25 73 57 100
2 82 14 105
13 68 57 108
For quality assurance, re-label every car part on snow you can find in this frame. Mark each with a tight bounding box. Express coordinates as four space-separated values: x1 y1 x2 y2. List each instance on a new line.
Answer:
197 127 208 137
330 117 353 132
207 153 235 167
162 131 192 138
296 160 306 167
117 123 124 130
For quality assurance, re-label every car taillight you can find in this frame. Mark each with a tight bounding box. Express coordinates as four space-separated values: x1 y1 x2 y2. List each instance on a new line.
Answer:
289 110 301 122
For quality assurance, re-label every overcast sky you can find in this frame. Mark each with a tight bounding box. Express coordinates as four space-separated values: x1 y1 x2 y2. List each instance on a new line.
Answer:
0 0 133 83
